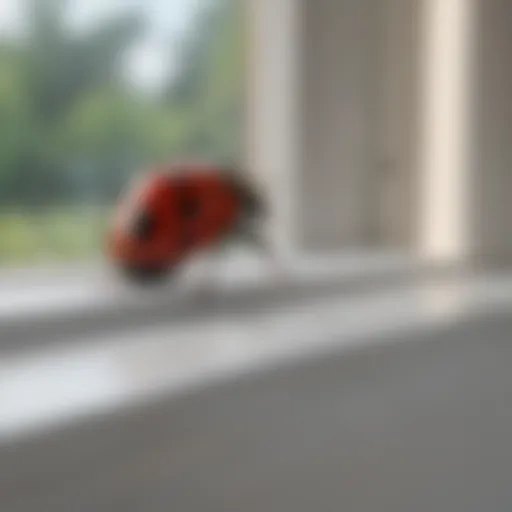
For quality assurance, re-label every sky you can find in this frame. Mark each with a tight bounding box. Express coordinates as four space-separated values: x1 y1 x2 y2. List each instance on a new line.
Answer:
0 0 203 92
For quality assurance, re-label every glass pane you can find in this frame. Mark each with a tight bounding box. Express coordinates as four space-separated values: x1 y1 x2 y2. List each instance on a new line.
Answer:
0 0 244 265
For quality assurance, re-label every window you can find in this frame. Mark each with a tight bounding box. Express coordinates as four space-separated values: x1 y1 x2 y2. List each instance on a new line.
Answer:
0 0 244 266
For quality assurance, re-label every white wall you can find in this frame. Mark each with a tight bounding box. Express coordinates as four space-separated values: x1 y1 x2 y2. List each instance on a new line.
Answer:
417 0 475 262
248 0 512 262
247 0 398 253
376 0 421 250
417 0 512 264
471 0 512 262
298 0 377 251
245 0 301 256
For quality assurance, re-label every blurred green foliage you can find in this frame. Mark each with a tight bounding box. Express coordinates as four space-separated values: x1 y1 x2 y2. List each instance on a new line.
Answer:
0 0 243 263
0 209 108 264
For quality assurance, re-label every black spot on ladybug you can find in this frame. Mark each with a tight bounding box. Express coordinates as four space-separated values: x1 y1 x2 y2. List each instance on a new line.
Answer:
180 196 202 220
131 210 155 241
177 181 202 221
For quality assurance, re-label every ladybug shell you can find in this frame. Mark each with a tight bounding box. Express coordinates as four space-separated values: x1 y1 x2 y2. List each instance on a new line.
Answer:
108 165 241 272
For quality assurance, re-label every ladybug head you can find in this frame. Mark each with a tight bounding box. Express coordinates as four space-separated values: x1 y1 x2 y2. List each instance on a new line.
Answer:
224 167 267 222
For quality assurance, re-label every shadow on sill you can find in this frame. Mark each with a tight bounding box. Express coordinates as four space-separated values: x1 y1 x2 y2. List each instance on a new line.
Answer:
0 259 471 355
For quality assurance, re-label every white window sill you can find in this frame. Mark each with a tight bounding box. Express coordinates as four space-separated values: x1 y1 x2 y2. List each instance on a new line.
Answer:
0 270 510 450
0 251 430 353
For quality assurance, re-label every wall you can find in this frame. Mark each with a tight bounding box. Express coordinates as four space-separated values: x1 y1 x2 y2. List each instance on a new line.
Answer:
471 0 512 262
298 0 377 250
246 0 420 254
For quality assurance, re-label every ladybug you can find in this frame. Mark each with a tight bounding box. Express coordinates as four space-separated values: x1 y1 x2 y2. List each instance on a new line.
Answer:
107 162 268 283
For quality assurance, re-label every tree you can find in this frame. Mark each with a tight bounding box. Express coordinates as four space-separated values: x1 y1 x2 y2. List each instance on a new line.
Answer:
0 0 146 206
163 0 244 162
22 0 145 125
0 0 244 208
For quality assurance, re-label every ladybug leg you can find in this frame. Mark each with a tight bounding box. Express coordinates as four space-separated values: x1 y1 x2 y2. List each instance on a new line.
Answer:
190 245 225 304
237 227 291 281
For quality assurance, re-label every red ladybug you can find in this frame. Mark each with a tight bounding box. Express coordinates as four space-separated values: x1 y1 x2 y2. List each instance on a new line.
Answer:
107 162 266 283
